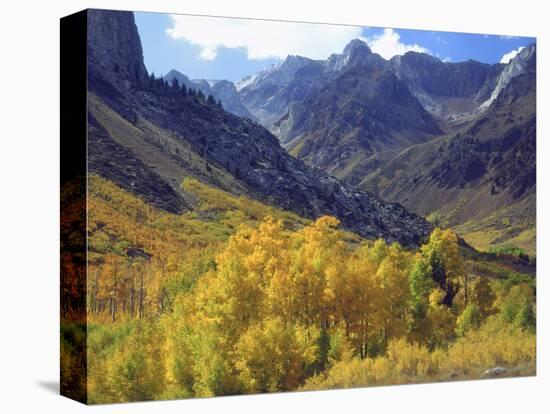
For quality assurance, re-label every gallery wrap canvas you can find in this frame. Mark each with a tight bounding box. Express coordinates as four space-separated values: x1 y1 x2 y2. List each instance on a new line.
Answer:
60 8 537 404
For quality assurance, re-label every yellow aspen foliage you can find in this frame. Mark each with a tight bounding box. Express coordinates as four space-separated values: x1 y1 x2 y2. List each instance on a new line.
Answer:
234 317 319 393
193 218 288 336
420 228 464 307
386 338 433 378
427 288 457 347
373 243 411 343
286 216 344 327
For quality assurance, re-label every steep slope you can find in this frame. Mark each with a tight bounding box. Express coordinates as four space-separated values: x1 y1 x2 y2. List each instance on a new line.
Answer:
86 9 433 246
269 40 443 183
236 55 324 126
276 63 443 183
359 48 536 252
478 44 536 110
164 69 256 120
389 52 504 121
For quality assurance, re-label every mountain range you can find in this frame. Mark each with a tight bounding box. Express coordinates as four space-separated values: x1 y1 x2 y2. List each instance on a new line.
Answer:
235 38 535 252
87 10 536 253
360 52 536 252
87 9 433 247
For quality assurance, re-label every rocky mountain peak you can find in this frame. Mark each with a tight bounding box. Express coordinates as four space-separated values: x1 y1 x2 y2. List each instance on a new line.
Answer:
165 69 190 83
268 55 319 84
324 38 379 74
236 55 317 95
519 43 536 61
403 50 440 63
343 38 372 56
479 43 536 110
281 54 315 69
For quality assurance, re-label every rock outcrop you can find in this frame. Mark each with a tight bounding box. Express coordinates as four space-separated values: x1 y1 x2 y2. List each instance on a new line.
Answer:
87 9 147 88
236 55 324 126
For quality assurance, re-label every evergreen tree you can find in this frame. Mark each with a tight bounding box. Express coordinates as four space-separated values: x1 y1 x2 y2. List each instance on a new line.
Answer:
514 299 536 331
408 256 435 343
455 304 481 337
148 73 156 88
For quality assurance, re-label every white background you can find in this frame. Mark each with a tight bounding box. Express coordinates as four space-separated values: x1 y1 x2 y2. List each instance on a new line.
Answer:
0 0 547 412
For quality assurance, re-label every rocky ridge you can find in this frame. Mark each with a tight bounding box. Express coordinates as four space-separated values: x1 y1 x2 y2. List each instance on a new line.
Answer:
163 69 256 120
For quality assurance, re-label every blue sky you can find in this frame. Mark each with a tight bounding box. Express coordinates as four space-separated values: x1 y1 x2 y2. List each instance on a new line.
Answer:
135 11 535 82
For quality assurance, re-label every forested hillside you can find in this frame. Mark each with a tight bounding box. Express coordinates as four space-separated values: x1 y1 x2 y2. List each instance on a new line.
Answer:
61 175 535 403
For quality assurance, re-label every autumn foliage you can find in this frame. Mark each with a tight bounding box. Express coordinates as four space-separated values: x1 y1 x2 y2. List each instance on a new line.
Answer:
61 176 535 403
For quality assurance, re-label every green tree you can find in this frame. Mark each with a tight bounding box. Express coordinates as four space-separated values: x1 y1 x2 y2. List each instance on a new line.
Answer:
473 277 496 319
514 299 536 331
408 255 435 344
501 284 535 327
455 304 481 337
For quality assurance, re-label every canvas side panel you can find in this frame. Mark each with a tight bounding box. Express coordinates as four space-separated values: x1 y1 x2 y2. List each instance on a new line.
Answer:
60 9 88 404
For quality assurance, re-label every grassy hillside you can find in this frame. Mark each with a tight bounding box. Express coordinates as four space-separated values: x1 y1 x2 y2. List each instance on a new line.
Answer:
452 193 535 256
87 173 312 271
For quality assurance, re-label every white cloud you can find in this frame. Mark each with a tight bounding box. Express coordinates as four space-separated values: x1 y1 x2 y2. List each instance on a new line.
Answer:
500 46 524 64
166 15 363 60
361 28 430 59
435 35 447 45
434 52 452 62
500 35 518 40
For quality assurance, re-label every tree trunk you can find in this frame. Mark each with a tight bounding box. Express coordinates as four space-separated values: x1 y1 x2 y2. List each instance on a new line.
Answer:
464 273 469 308
139 269 144 319
130 266 135 317
112 270 117 323
93 269 99 314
